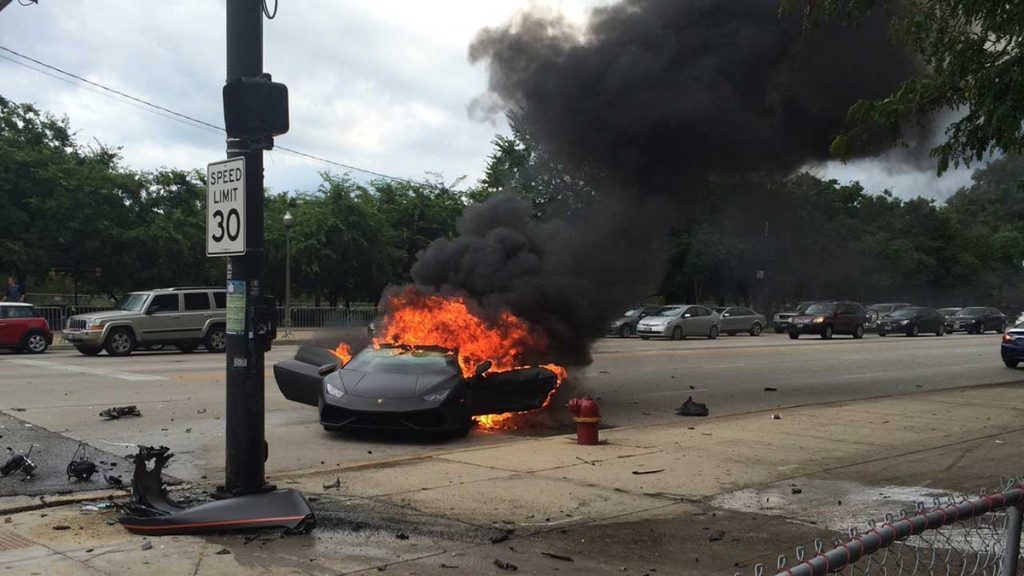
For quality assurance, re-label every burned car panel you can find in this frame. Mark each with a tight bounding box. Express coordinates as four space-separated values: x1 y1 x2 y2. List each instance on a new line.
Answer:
274 345 559 433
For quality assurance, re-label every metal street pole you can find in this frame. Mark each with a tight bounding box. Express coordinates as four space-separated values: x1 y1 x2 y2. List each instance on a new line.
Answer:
283 211 293 337
223 0 268 496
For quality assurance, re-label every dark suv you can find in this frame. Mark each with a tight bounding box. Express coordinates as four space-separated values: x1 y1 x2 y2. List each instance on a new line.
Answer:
787 301 868 340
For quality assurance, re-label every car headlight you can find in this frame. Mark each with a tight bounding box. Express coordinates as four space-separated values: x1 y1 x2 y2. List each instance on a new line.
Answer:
422 389 451 402
898 320 910 325
812 316 826 324
325 381 345 398
87 319 104 330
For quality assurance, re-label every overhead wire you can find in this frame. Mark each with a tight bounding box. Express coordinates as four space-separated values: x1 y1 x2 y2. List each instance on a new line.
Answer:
0 44 420 184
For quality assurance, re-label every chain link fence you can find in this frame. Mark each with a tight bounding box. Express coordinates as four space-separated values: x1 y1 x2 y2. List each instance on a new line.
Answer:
739 483 1024 576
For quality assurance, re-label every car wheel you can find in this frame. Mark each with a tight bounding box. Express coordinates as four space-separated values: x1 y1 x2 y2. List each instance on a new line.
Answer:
21 331 49 354
707 325 719 340
75 345 103 356
821 326 834 340
774 327 785 334
788 332 800 340
937 324 945 336
204 325 227 353
1005 359 1019 368
853 324 864 339
640 336 650 340
672 326 683 341
104 328 135 357
879 332 887 337
750 322 762 337
176 342 199 353
618 324 631 338
998 322 1006 333
910 325 920 337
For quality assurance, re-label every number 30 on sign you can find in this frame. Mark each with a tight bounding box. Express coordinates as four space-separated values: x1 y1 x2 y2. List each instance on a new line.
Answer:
207 157 246 256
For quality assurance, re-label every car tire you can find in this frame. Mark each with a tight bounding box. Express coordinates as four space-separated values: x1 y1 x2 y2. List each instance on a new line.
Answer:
1005 359 1019 368
640 336 650 340
204 325 227 353
749 322 762 337
75 345 103 356
104 328 135 357
853 324 864 339
774 327 785 334
910 325 920 337
821 326 834 340
788 332 800 340
879 332 887 337
21 331 49 354
176 342 199 353
998 322 1006 333
618 324 632 338
707 325 719 340
672 326 683 341
937 325 945 336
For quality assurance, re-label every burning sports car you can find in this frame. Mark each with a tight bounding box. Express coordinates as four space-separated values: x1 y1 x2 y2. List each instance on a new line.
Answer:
274 344 560 435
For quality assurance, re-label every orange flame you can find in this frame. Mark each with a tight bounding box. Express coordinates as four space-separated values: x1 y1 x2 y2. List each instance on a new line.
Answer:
332 342 353 365
372 289 567 430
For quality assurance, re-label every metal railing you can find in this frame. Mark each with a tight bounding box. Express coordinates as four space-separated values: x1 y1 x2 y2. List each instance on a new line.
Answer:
740 482 1024 576
279 307 382 330
34 306 112 330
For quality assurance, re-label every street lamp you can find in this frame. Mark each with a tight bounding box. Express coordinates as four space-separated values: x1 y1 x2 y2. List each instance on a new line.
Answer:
283 210 294 336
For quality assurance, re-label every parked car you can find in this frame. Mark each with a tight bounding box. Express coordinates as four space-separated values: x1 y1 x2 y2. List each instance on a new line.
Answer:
772 301 818 334
787 301 868 340
0 302 52 354
937 307 962 318
64 287 228 356
713 307 767 336
274 344 558 435
865 302 914 330
944 307 1007 334
636 305 720 340
876 307 945 337
607 306 662 338
1001 323 1024 367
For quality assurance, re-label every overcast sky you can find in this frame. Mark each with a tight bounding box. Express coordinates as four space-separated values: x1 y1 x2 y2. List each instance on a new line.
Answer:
0 0 978 200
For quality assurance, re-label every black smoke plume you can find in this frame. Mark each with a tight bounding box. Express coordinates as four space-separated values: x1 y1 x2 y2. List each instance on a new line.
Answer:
404 0 915 366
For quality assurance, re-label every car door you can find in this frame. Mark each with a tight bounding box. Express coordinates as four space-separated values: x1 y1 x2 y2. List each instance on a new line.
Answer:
720 308 738 332
182 291 214 339
469 366 559 415
835 304 855 333
732 308 753 331
0 306 16 346
138 293 184 342
679 306 698 336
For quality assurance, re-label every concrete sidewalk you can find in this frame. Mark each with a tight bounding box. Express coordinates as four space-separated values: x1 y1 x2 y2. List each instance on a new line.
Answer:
3 383 1024 575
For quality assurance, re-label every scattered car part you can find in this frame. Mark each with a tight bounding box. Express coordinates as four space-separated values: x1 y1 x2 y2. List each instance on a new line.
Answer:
568 397 601 445
118 445 315 535
66 443 99 481
675 396 709 417
100 406 142 420
1 446 37 479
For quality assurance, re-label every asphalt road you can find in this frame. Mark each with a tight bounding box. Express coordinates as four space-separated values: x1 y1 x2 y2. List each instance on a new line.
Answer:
0 332 1016 484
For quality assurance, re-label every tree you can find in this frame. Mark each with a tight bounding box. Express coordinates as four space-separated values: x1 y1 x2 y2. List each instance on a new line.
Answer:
795 1 1024 174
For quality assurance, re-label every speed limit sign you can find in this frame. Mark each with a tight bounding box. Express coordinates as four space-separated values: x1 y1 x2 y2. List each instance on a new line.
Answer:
207 157 246 256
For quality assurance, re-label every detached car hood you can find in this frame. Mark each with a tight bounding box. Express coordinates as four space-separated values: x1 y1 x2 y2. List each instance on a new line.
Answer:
334 370 454 399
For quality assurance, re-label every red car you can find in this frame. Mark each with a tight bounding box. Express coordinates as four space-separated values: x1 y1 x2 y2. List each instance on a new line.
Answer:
0 303 52 354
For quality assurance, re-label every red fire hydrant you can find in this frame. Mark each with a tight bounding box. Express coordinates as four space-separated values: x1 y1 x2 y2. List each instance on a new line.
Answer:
568 397 601 445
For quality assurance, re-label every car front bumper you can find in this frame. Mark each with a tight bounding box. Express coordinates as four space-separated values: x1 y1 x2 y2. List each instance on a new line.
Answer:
946 320 981 332
319 389 471 432
635 324 671 337
877 323 910 335
1001 343 1024 362
62 329 104 345
788 321 827 335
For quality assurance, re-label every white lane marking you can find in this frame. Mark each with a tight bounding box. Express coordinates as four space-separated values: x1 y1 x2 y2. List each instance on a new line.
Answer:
3 358 167 381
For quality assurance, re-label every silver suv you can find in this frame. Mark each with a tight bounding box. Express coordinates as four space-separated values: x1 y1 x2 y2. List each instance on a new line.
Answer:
65 287 227 356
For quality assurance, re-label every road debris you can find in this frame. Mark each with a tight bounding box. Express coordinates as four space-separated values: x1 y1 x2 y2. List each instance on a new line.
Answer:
105 474 125 488
395 532 409 540
791 487 802 495
632 469 665 475
52 524 71 530
66 444 99 481
141 541 153 551
708 530 725 542
490 528 514 544
100 406 142 420
494 559 519 571
675 397 708 417
1 446 37 479
770 414 781 420
216 548 232 555
541 552 574 562
763 387 777 392
322 477 341 490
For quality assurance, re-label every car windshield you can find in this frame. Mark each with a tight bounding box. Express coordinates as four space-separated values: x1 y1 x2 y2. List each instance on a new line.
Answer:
345 348 457 376
804 303 836 315
714 308 727 314
868 305 893 313
796 302 817 312
623 308 642 317
116 293 149 312
956 307 987 316
652 306 683 317
888 308 920 318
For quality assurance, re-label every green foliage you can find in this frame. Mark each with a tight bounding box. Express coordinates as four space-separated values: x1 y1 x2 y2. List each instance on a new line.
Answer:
795 0 1024 174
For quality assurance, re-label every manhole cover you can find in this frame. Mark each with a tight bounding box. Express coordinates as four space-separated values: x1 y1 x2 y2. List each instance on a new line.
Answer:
0 528 36 551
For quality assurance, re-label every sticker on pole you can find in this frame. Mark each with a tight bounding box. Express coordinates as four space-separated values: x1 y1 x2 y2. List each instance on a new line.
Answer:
207 157 246 256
